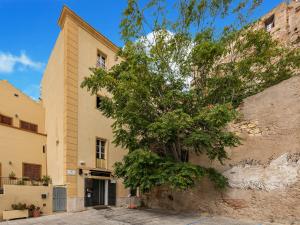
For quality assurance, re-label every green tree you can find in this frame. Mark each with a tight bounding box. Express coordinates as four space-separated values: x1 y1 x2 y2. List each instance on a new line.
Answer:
82 0 300 193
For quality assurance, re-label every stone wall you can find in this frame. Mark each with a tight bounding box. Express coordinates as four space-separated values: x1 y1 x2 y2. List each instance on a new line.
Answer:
256 0 300 47
144 76 300 224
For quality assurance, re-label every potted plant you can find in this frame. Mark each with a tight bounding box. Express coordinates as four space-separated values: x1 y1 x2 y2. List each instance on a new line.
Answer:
3 203 29 220
22 177 30 181
31 180 39 186
8 171 16 180
17 180 25 185
32 206 41 217
41 175 51 186
28 204 35 217
12 203 27 210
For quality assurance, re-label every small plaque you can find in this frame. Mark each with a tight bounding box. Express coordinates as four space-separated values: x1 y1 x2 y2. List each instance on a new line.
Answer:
110 180 116 183
67 169 76 176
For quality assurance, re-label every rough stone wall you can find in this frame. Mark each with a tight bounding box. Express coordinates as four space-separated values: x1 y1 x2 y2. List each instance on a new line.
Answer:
144 76 300 224
256 0 300 47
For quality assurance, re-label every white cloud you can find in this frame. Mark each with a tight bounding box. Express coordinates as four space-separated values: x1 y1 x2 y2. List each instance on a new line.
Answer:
0 51 44 74
139 30 174 51
139 31 194 88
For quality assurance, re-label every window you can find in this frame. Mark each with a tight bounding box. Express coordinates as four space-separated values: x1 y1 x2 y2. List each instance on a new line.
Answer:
96 51 106 69
265 15 275 32
20 120 38 133
23 163 41 180
0 114 12 126
96 95 102 109
96 138 106 160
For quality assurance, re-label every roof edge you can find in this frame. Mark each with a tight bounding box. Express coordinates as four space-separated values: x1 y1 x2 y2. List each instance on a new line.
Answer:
0 80 42 105
58 6 120 53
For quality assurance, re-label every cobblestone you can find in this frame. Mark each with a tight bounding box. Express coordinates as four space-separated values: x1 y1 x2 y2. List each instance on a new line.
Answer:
1 208 284 225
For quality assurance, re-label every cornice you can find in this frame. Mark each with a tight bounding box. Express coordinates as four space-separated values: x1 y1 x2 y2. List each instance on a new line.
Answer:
58 6 120 53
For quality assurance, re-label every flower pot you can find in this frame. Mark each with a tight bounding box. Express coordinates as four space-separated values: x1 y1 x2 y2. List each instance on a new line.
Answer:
3 210 29 221
33 209 41 217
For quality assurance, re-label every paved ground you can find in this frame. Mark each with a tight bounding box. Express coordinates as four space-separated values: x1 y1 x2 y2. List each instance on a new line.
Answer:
1 208 284 225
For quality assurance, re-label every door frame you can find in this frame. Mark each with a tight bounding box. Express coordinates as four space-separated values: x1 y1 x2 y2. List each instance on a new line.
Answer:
53 186 67 212
84 178 109 207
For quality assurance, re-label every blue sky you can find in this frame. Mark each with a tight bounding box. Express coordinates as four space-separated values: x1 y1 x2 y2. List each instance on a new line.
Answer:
0 0 283 100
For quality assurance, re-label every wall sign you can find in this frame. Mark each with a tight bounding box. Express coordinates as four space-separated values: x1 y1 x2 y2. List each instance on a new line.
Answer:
67 169 76 176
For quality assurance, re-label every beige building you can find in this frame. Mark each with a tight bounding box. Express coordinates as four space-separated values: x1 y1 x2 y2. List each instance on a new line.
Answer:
0 80 53 218
0 80 47 185
0 0 298 218
41 6 129 211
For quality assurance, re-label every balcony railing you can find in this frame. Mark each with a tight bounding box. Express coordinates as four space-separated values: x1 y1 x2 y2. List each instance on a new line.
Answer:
0 177 51 190
96 159 107 169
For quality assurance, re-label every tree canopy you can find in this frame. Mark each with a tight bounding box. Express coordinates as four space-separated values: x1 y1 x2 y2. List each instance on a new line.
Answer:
82 0 300 193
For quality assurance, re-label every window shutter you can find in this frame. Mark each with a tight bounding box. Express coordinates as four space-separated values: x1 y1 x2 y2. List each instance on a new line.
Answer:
0 114 12 125
20 121 38 133
23 163 41 180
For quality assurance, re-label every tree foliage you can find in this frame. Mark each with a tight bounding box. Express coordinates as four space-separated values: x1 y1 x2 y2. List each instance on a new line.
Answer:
82 0 300 192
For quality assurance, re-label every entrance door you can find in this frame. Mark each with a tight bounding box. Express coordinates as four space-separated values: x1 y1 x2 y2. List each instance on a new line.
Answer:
84 178 105 207
53 187 67 212
108 180 116 206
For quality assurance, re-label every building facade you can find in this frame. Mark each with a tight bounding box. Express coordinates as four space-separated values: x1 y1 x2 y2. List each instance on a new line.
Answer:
0 80 47 185
41 6 129 211
0 0 299 217
0 81 52 218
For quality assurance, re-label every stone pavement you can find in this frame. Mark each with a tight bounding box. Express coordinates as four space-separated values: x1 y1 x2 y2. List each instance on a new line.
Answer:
1 208 285 225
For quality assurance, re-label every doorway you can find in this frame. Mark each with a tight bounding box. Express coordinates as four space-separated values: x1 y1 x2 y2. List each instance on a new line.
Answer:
53 186 67 212
84 178 106 207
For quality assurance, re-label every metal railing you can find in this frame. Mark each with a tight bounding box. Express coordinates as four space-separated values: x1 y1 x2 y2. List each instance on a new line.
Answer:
0 177 51 188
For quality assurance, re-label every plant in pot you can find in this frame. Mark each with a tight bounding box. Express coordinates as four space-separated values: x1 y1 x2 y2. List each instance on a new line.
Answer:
32 206 41 217
3 203 29 220
11 203 27 210
17 180 25 185
28 204 35 217
22 177 30 181
41 175 51 186
9 171 16 180
31 180 39 186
